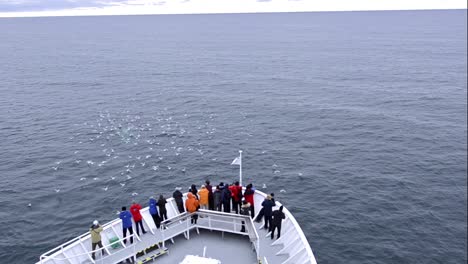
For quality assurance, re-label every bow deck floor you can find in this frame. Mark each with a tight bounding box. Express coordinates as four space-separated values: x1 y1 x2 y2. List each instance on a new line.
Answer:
148 229 257 264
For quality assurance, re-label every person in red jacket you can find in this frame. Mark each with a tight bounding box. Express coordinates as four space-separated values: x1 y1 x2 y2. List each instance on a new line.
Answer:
130 201 146 236
244 183 255 218
229 181 243 214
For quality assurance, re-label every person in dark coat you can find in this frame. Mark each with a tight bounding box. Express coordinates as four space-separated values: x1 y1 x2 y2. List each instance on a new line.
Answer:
205 180 214 210
157 195 168 221
221 184 231 213
256 193 276 222
189 184 199 200
173 187 185 213
254 207 264 223
270 193 276 204
149 197 160 228
261 195 275 231
271 206 286 239
119 207 133 244
213 185 222 211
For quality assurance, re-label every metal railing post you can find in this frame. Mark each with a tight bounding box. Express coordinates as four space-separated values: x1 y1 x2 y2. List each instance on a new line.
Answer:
258 240 261 260
133 240 136 262
187 215 190 240
162 225 165 249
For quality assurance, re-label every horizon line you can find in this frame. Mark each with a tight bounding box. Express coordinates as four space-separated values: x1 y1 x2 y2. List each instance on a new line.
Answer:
0 7 466 19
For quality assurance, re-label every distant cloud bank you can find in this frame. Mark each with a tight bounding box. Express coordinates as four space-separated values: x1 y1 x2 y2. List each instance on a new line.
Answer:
0 0 465 17
0 0 129 12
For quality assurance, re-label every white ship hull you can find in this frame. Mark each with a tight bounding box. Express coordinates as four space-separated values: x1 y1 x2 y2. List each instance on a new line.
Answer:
37 190 317 264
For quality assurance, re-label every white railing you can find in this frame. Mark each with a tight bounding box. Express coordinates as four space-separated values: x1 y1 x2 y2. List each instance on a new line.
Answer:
38 190 317 264
37 196 183 264
40 210 260 264
253 190 317 264
159 210 261 260
40 233 137 264
197 209 260 258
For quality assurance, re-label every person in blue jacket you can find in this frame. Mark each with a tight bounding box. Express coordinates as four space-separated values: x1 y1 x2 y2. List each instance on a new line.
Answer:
149 197 161 228
119 206 133 244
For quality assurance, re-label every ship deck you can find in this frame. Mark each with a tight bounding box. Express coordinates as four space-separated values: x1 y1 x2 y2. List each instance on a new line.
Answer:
139 229 258 264
98 211 289 264
37 190 316 264
125 217 290 264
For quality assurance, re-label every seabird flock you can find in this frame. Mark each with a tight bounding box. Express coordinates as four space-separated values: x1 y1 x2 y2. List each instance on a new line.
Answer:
46 109 294 201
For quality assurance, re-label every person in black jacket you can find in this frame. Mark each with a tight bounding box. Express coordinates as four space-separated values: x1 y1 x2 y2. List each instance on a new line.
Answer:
270 193 276 204
255 193 276 223
261 195 275 231
221 184 231 213
189 184 199 200
157 195 168 220
213 185 222 211
173 187 184 213
271 206 285 239
205 180 214 210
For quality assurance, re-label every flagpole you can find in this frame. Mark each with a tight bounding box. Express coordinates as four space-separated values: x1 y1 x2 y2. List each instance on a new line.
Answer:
239 150 243 186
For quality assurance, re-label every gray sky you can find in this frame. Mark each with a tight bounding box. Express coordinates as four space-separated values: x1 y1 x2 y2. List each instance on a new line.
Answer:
0 0 129 12
0 0 466 17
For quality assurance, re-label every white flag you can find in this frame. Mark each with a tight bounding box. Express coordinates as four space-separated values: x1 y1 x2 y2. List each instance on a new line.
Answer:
231 157 241 165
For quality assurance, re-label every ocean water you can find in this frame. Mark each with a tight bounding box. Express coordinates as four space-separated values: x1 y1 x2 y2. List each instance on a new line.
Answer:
0 10 466 264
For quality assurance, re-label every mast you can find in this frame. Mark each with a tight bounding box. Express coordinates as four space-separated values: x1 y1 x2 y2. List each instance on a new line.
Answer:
239 150 243 186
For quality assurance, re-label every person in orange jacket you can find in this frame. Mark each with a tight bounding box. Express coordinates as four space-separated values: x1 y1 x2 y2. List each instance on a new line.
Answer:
185 192 200 224
198 185 209 210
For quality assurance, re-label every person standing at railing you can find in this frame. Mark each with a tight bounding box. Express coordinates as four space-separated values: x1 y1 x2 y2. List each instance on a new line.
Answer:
149 197 161 229
157 195 168 221
270 193 276 205
255 192 276 223
189 184 199 200
130 201 147 236
230 181 243 214
198 185 209 210
221 183 231 213
271 205 286 239
173 187 185 213
213 185 222 211
261 195 275 231
244 184 256 218
205 180 214 210
119 207 134 244
185 192 200 224
90 220 106 260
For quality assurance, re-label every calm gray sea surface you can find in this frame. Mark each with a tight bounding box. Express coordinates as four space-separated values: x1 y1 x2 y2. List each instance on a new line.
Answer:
0 10 467 264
